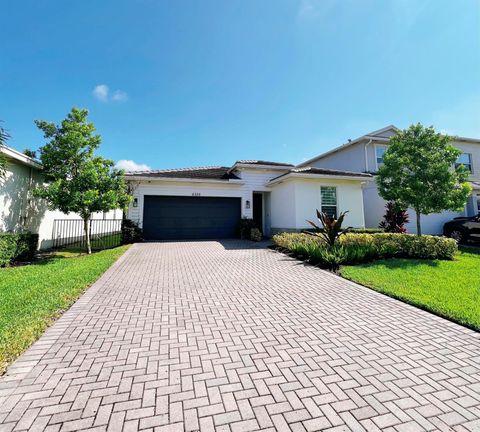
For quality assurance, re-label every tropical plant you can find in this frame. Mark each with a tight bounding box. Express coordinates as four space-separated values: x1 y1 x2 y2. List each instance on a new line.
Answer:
379 201 409 233
376 123 472 235
23 148 37 159
306 210 349 246
34 108 132 254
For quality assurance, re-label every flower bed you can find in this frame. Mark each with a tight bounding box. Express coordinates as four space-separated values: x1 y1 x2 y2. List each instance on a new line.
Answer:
272 232 457 269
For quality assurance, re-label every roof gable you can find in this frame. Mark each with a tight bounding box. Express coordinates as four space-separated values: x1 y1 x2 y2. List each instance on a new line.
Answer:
297 124 400 167
365 125 399 139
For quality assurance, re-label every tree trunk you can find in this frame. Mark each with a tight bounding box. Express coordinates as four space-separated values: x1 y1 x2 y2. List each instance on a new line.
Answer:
84 217 92 254
415 210 421 236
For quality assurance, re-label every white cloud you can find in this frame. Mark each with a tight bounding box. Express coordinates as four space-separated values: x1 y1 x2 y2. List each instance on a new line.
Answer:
297 0 337 20
92 84 128 103
112 90 128 102
115 160 151 172
93 84 109 102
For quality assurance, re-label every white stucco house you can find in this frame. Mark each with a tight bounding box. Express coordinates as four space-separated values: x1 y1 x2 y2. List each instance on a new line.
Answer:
125 161 371 240
299 125 480 235
0 145 119 249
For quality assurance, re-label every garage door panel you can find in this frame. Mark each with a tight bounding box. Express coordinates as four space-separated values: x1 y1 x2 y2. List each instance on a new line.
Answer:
143 196 241 240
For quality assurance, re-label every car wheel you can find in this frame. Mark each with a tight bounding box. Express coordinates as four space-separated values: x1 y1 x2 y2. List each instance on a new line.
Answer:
449 229 464 243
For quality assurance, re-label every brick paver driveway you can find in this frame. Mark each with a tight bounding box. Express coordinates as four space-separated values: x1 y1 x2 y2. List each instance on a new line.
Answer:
1 241 480 432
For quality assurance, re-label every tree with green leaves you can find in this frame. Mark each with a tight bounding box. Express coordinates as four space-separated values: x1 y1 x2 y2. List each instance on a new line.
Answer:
35 108 132 253
376 123 472 235
0 121 10 179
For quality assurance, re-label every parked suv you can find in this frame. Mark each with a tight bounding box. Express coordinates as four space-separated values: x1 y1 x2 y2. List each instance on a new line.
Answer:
443 214 480 243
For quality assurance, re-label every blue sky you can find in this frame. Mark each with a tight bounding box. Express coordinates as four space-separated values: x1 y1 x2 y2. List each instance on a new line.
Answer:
1 0 479 171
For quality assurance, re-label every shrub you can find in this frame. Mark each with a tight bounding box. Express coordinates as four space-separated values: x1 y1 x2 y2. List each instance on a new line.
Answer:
340 233 457 260
348 228 384 234
379 201 409 233
239 218 257 240
250 228 262 242
272 232 321 250
121 219 143 244
0 232 39 267
309 245 348 269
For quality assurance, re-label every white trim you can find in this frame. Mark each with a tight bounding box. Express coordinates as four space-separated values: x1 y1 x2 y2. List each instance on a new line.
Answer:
1 145 42 169
125 176 245 185
267 172 372 185
364 139 372 172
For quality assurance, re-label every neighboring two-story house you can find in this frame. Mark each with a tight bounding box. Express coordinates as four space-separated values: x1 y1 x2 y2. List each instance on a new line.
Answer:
300 125 480 235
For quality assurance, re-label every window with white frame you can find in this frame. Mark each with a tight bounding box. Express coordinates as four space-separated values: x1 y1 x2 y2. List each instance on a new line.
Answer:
375 145 388 169
321 186 337 218
455 153 472 173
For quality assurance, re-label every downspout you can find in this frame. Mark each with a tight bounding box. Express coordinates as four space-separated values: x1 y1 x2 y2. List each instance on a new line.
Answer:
363 140 372 229
364 139 372 173
22 166 34 230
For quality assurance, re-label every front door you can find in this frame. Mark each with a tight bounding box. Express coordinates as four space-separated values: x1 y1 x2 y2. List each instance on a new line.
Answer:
253 193 263 233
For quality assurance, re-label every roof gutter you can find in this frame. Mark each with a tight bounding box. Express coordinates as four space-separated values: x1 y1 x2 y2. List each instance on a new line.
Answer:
1 145 42 169
267 172 373 186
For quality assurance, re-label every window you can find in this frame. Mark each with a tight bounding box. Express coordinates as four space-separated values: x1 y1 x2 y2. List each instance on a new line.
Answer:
321 186 337 218
375 145 388 169
455 153 472 173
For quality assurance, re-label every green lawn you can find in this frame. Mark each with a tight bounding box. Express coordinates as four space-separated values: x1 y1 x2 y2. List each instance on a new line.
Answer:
0 245 129 374
341 247 480 331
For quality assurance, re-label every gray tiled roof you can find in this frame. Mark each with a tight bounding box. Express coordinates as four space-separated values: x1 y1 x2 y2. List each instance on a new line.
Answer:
235 160 294 167
125 166 241 180
271 166 373 181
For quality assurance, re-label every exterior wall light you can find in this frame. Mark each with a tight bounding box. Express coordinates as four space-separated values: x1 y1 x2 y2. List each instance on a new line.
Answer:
133 198 138 208
245 200 250 209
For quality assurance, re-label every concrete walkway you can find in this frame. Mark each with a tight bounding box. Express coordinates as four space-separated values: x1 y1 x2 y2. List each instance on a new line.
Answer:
1 241 479 432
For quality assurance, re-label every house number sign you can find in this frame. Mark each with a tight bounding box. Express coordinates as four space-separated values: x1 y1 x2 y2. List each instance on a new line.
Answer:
192 192 201 196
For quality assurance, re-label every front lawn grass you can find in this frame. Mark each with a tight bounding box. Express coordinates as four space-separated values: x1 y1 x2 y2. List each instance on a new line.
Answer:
0 245 129 374
341 246 480 331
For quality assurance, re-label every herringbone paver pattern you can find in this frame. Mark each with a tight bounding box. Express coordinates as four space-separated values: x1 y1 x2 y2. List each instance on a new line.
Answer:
1 241 480 432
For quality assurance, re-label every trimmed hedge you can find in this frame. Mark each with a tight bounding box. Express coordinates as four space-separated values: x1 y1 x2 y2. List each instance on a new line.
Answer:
302 227 384 235
348 228 384 234
0 232 39 267
340 233 458 260
272 232 458 268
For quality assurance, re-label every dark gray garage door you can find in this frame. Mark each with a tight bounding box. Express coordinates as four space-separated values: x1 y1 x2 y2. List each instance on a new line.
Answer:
143 195 241 240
